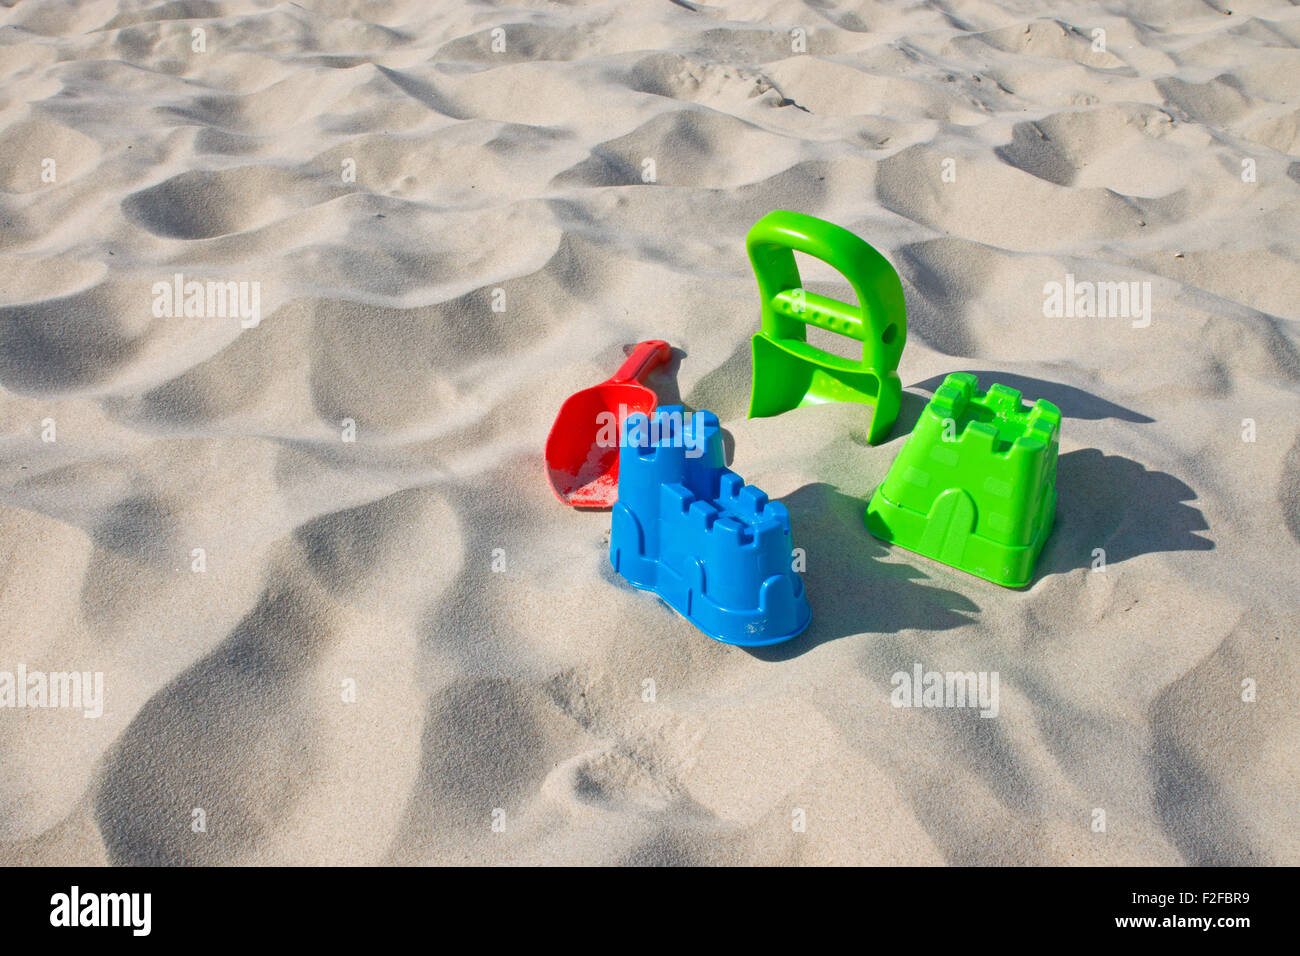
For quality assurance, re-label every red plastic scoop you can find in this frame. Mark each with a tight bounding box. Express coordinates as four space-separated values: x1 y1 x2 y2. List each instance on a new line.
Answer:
545 340 671 507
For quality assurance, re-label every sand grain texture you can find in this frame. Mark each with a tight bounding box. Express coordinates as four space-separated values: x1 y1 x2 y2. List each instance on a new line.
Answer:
0 0 1297 865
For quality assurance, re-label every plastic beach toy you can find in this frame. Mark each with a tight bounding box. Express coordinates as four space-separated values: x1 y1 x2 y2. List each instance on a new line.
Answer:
864 372 1060 588
747 210 907 445
610 405 811 646
545 340 671 507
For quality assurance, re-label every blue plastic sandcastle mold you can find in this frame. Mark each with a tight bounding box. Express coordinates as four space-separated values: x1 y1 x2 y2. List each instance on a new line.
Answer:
609 405 811 646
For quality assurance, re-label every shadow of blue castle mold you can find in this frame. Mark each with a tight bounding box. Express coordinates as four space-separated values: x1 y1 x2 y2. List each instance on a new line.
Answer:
610 405 811 646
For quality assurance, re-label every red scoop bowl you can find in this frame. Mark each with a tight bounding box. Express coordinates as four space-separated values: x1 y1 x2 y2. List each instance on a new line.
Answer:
545 340 671 507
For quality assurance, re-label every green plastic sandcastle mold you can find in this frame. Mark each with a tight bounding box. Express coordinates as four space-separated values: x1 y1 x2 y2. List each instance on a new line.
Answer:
746 210 907 445
864 372 1060 587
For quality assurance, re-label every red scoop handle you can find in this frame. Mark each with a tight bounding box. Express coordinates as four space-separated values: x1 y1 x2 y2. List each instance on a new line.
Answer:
605 340 670 385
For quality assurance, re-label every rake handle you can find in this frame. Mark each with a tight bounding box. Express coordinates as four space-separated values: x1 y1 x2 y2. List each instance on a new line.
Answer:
772 289 864 339
747 210 906 370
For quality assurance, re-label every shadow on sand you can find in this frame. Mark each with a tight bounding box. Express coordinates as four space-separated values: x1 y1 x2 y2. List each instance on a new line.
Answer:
749 482 980 661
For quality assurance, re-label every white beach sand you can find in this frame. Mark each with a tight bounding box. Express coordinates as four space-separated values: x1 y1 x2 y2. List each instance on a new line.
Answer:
0 0 1297 865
